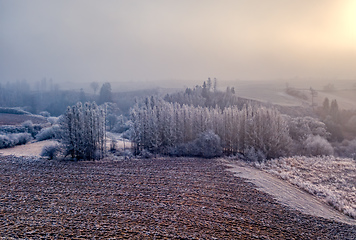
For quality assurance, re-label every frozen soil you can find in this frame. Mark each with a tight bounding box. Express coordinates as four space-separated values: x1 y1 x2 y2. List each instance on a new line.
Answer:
1 156 355 239
223 159 356 226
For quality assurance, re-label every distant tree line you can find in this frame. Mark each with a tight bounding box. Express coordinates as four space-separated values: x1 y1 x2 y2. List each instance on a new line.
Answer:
317 97 356 141
164 79 244 109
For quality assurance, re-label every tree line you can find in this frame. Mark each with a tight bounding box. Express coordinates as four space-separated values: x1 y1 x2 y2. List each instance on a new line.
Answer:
130 97 301 159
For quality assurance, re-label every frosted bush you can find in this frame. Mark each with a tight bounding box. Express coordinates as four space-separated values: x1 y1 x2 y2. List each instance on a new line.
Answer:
48 117 59 125
39 111 51 117
112 119 132 133
22 120 34 132
0 125 27 134
193 131 223 158
244 147 266 162
11 133 32 145
334 139 356 159
170 131 223 158
0 135 11 148
139 149 153 159
303 135 334 156
36 124 61 141
41 143 62 160
0 133 32 149
21 120 42 137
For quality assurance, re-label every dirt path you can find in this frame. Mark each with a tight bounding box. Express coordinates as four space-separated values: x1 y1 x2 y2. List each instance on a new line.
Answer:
0 140 58 157
222 159 356 226
0 136 131 158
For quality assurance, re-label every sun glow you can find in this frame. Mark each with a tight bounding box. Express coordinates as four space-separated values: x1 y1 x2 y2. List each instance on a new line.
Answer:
339 0 356 46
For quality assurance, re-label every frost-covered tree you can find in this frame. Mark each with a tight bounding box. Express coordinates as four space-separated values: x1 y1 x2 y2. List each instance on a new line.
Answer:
60 102 106 160
242 105 292 158
130 97 292 158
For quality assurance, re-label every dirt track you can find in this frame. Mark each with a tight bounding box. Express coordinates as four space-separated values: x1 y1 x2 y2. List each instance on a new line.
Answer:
223 159 356 226
0 140 57 157
0 138 129 158
0 156 355 239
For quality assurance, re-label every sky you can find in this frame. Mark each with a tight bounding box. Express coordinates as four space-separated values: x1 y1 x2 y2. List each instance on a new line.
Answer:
1 0 356 85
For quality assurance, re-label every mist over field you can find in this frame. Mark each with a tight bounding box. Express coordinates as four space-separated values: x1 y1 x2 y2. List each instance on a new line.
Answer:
1 0 356 87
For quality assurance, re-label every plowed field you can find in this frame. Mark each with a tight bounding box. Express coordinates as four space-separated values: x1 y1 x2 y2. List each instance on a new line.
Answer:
0 156 355 239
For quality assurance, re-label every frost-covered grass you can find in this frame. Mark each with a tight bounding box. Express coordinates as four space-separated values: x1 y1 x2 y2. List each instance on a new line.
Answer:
255 156 356 218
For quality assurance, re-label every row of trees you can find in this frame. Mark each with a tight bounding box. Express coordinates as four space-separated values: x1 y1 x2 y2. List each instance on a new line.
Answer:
61 102 106 160
130 97 294 158
130 95 336 159
164 80 243 110
0 80 115 116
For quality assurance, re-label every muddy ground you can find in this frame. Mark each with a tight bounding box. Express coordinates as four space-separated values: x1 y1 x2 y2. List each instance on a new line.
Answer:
0 156 355 239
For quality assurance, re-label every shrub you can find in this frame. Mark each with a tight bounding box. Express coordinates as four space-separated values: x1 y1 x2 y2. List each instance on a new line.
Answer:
48 117 59 125
123 149 133 159
22 120 36 136
139 149 153 159
12 133 32 145
333 139 356 159
0 135 11 149
303 135 334 156
0 125 27 134
106 114 118 131
193 131 223 158
0 133 32 149
39 111 51 117
35 124 61 141
112 119 132 133
109 138 117 152
170 131 223 158
122 129 132 140
41 143 62 160
244 147 266 162
285 87 308 100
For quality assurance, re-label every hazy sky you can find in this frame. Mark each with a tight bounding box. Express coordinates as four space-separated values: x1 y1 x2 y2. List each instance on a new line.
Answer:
1 0 356 84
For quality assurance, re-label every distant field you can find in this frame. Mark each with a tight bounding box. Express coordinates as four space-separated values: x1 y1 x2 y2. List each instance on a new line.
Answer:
318 90 356 109
231 81 356 110
0 113 47 126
